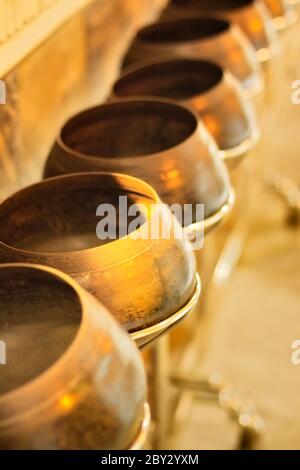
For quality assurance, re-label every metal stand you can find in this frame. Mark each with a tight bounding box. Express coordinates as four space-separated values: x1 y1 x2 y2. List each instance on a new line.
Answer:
168 221 265 450
148 191 264 450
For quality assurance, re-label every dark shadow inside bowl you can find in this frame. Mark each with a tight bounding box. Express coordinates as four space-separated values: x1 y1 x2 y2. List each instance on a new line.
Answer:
0 266 81 396
137 18 230 43
60 101 197 159
114 60 223 100
171 0 253 10
0 175 153 253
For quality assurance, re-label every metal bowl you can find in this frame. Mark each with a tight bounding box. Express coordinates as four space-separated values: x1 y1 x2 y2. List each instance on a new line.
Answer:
112 59 260 167
160 0 280 62
262 0 297 30
0 172 198 347
123 17 263 99
45 99 231 230
0 263 148 450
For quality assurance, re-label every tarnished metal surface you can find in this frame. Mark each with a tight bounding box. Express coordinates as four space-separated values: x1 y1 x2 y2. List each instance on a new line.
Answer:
0 263 147 450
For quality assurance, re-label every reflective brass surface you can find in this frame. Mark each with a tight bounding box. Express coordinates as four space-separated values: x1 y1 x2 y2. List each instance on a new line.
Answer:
129 403 152 450
45 99 231 223
0 173 197 339
123 17 263 98
112 59 259 165
160 0 280 62
0 263 147 450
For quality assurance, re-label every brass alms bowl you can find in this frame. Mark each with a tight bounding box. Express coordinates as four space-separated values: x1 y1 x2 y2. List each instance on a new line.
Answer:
45 99 231 228
0 263 148 450
123 17 263 99
160 0 280 62
0 172 198 346
112 59 260 167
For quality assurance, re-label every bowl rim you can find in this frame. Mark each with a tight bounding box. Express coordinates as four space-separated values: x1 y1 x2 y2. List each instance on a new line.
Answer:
113 58 224 101
0 171 165 261
56 98 200 161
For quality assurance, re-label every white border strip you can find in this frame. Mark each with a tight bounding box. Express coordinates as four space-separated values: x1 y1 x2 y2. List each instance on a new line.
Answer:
0 0 94 78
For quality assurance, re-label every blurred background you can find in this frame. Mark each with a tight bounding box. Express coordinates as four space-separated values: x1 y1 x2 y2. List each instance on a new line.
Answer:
0 0 300 450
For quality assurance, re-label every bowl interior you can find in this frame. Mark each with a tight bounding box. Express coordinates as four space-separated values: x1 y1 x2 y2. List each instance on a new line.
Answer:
0 266 81 396
114 60 223 100
138 18 230 43
61 101 197 158
0 175 154 253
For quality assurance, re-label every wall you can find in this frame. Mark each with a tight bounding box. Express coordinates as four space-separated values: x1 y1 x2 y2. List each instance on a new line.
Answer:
0 0 167 200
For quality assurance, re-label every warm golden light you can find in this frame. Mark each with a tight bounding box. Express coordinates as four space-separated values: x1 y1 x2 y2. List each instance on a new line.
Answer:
59 394 76 411
249 18 263 33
